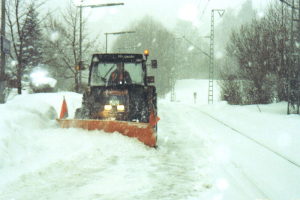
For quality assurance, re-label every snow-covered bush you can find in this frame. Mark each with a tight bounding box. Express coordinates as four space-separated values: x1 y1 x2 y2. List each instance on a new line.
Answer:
221 2 290 105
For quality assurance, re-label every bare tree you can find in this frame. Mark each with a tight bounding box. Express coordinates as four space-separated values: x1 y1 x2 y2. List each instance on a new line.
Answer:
222 1 290 105
5 0 48 94
43 0 100 92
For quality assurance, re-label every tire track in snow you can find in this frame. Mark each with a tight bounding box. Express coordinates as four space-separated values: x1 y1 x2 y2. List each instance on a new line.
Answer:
185 104 300 169
149 101 214 199
169 103 272 199
157 102 266 199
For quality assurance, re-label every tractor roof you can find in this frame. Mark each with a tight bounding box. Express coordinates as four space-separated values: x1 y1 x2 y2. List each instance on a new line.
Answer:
92 53 144 63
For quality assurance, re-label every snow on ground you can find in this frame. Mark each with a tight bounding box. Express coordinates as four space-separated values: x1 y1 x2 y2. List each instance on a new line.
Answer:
0 80 300 199
165 79 300 199
0 92 81 188
170 79 300 166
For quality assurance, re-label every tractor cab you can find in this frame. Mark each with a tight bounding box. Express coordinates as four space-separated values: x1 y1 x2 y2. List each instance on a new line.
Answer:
89 54 146 87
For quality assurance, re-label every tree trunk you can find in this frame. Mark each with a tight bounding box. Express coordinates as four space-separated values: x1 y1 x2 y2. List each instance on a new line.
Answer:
17 68 22 95
75 71 78 93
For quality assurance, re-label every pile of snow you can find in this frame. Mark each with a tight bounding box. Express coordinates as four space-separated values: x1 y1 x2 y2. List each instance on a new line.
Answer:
0 92 81 186
0 95 57 187
30 71 57 88
0 92 155 193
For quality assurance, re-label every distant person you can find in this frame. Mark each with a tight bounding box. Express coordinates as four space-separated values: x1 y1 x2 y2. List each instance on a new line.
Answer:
108 62 132 84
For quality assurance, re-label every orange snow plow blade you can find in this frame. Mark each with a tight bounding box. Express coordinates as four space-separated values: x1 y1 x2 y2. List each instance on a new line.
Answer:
56 119 156 147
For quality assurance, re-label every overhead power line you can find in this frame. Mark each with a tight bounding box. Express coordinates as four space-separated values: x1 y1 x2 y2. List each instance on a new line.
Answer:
180 0 250 51
182 36 210 58
199 0 247 37
187 0 210 42
199 0 210 22
198 0 202 9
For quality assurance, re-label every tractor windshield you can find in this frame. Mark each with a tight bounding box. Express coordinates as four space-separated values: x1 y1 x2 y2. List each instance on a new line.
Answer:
90 62 143 86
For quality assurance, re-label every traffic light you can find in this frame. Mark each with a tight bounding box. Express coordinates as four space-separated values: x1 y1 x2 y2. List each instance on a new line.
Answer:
76 61 85 70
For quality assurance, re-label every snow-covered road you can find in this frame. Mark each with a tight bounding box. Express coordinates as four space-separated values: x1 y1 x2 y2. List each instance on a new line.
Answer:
1 80 300 199
1 101 214 199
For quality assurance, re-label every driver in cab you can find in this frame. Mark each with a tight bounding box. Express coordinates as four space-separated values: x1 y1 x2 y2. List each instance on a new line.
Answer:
108 62 132 84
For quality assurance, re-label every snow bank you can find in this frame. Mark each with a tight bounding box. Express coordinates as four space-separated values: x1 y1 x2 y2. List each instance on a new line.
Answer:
0 94 59 184
0 93 78 185
0 92 155 191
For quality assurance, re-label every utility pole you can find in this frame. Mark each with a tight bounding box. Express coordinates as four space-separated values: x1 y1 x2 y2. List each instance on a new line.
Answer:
208 9 225 104
280 0 300 114
0 0 6 103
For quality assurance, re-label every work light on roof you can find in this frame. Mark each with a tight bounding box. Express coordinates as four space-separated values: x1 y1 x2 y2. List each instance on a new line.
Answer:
144 49 149 56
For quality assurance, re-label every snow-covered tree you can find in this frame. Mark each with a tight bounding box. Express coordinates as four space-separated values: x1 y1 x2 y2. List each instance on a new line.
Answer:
221 2 290 105
21 4 44 70
6 0 48 94
237 0 256 25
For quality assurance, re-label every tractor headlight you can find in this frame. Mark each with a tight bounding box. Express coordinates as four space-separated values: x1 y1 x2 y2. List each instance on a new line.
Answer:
117 105 125 111
104 105 112 110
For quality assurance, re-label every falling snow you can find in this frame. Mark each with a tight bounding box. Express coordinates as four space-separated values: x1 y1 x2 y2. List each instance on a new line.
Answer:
258 11 264 18
188 46 194 51
51 31 59 42
177 4 198 21
215 51 223 59
216 179 229 191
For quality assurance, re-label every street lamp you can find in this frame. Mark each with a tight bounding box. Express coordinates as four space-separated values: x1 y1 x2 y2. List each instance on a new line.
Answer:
77 2 124 90
104 31 135 53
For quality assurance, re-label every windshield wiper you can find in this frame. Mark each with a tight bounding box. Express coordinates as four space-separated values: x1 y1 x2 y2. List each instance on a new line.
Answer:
100 64 115 83
103 64 115 78
101 77 107 82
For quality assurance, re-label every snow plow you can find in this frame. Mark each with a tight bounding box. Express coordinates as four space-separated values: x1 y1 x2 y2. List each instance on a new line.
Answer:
56 51 159 147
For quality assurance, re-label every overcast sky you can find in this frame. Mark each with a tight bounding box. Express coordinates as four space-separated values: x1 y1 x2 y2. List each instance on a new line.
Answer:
46 0 273 51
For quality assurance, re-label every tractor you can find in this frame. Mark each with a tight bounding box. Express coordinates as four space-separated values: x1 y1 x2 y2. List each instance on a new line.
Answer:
57 50 159 147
